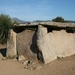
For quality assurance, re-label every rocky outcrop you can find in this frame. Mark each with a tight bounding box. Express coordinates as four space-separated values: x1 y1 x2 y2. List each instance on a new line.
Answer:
6 29 17 58
37 25 75 64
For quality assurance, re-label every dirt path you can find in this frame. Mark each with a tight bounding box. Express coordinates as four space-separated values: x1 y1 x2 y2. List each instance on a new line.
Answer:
0 44 75 75
0 54 75 75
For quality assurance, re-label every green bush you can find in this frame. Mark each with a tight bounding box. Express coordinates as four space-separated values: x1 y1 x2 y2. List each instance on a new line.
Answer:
52 16 68 23
0 14 13 44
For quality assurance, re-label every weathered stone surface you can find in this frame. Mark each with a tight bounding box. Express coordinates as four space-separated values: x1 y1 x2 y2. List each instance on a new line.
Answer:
16 29 38 60
37 25 47 62
14 22 75 28
40 22 75 28
37 25 75 64
6 29 17 58
37 25 47 39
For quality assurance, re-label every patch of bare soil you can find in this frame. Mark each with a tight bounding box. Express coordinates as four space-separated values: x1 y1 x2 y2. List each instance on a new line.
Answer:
0 44 75 75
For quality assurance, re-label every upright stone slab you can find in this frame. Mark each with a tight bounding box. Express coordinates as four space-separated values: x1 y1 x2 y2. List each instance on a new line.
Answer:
37 25 75 64
37 25 48 62
6 29 17 58
16 29 38 60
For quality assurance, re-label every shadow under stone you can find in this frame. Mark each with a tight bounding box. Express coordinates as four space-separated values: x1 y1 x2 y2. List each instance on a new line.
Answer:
0 48 7 57
30 31 38 54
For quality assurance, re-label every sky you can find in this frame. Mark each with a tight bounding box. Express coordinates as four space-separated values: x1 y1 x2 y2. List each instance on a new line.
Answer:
0 0 75 21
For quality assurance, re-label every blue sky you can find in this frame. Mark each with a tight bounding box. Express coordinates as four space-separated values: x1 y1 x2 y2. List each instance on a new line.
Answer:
0 0 75 21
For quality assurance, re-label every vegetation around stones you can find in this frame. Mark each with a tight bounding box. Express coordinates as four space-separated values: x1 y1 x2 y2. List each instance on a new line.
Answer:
0 14 13 44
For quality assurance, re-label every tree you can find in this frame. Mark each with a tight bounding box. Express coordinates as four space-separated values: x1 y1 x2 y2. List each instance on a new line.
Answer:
0 14 13 43
52 16 68 23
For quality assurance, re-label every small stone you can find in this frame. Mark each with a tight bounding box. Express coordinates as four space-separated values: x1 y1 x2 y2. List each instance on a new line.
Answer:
30 67 33 70
35 65 42 70
23 60 29 65
32 61 38 65
18 55 26 61
27 67 33 70
20 60 25 64
24 66 28 69
2 57 7 60
12 58 17 61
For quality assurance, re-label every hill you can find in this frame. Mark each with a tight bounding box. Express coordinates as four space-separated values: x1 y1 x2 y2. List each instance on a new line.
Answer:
11 17 75 24
68 20 75 23
11 17 30 24
33 20 51 22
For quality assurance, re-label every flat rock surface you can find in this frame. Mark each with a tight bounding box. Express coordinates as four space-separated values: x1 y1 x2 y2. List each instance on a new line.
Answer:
15 22 75 28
